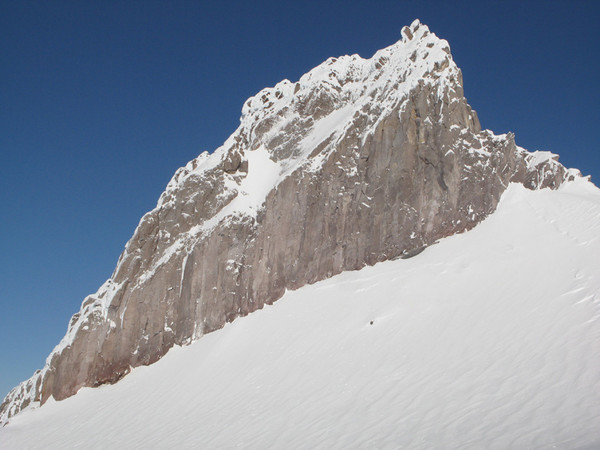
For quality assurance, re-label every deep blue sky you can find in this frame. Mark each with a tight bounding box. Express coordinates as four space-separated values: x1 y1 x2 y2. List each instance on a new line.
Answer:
1 1 598 398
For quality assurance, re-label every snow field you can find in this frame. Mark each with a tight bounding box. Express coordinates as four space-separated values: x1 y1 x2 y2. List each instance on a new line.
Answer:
2 180 600 449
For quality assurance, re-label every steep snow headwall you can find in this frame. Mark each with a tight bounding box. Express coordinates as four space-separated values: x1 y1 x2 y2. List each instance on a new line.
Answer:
0 19 582 423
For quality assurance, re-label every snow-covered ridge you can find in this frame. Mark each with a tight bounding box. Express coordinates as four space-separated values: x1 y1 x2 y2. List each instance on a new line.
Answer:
159 19 458 209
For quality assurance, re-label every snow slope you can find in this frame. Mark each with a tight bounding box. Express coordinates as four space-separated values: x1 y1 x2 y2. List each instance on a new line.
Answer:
2 179 600 449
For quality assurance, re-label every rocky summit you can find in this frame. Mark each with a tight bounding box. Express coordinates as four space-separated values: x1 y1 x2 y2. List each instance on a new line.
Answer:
0 19 582 423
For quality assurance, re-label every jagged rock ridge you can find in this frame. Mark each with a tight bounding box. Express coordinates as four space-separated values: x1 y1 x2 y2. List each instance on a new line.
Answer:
0 19 582 423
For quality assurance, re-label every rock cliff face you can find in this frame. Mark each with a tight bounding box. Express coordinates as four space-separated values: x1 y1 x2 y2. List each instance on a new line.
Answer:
0 20 582 423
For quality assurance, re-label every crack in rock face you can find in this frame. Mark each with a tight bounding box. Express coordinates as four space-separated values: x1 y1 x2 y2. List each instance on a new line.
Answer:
0 19 584 424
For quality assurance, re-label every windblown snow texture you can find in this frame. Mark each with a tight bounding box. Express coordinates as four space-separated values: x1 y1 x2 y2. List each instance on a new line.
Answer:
0 20 584 423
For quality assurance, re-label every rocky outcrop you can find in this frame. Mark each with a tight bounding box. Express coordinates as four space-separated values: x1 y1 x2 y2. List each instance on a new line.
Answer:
0 19 583 424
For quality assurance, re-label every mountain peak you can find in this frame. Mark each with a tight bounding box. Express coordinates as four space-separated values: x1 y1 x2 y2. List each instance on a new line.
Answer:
0 21 583 425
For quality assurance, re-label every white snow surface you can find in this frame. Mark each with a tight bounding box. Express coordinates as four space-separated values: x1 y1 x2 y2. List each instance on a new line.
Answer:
3 179 600 449
526 150 559 167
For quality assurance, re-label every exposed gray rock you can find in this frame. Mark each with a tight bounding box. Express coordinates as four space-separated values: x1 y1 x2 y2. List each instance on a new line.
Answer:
0 19 583 424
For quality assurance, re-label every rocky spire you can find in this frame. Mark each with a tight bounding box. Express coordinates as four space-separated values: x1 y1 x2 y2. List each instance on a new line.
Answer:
0 20 581 424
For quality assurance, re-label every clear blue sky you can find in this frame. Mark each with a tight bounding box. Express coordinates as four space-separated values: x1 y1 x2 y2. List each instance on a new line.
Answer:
1 1 598 398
